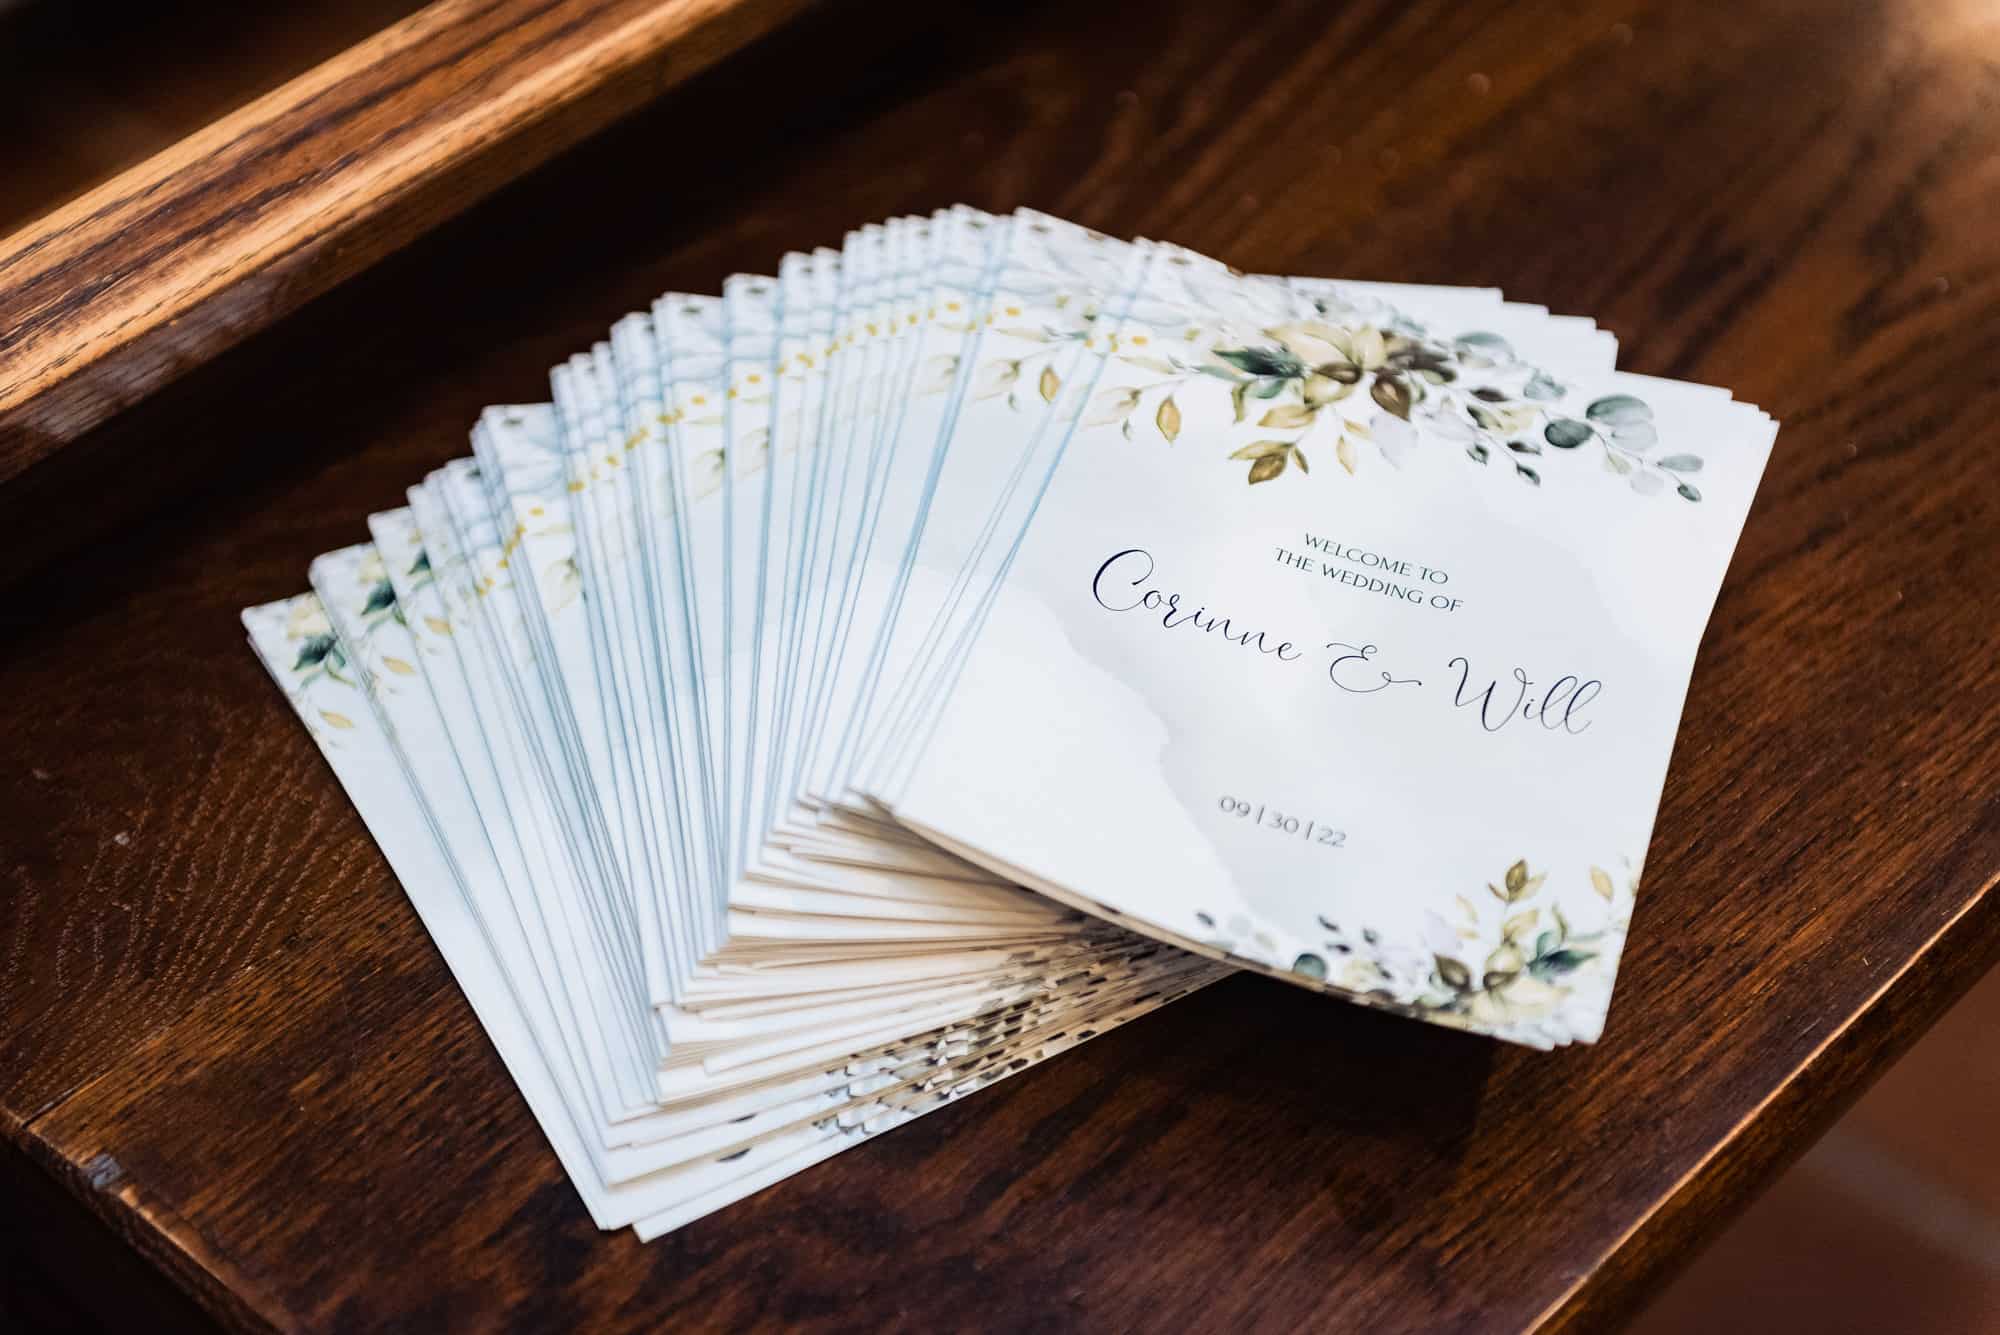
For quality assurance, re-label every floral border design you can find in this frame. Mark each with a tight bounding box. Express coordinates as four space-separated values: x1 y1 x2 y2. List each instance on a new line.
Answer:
1115 315 1699 497
960 278 1707 501
1195 857 1637 1046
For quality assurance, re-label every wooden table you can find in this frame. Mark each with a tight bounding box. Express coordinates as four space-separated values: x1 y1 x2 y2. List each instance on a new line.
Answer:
4 0 1998 1329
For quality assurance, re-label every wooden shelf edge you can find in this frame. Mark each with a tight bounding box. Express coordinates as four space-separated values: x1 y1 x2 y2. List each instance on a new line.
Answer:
3 1115 259 1333
0 0 814 486
1542 865 2000 1332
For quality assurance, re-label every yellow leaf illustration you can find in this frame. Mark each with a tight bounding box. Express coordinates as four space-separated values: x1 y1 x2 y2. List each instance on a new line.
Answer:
1156 396 1182 442
424 616 452 637
1336 435 1357 475
1258 403 1316 429
319 710 354 730
1345 326 1388 370
1484 942 1525 982
1084 386 1141 426
1435 955 1472 990
1228 440 1291 462
1039 365 1061 403
1269 320 1345 366
1505 859 1529 895
1247 453 1286 484
1502 909 1538 942
1590 866 1616 901
382 657 416 676
914 353 959 397
1371 374 1415 420
973 360 1021 400
1303 373 1354 407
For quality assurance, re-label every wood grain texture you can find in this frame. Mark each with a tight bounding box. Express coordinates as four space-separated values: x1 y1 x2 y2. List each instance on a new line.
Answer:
3 0 1999 1329
0 0 813 489
0 0 428 238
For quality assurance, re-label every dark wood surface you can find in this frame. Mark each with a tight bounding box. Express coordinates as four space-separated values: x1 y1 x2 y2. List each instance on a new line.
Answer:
0 0 427 239
4 0 1999 1330
0 0 810 501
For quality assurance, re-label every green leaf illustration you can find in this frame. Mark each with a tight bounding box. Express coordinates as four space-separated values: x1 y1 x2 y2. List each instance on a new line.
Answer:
1544 418 1594 449
1216 346 1305 379
1453 332 1514 367
1585 393 1652 426
1528 948 1596 980
293 634 338 670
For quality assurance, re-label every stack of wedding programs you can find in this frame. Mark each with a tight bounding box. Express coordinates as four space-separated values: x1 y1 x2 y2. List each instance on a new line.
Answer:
246 207 1775 1240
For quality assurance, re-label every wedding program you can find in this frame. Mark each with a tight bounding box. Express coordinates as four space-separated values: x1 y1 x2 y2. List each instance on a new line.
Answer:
244 207 1775 1239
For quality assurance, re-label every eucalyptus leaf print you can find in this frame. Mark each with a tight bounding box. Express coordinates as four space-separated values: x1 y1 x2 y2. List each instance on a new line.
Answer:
1184 854 1640 1044
1533 393 1701 499
1073 288 1707 499
1543 418 1594 449
1522 370 1565 401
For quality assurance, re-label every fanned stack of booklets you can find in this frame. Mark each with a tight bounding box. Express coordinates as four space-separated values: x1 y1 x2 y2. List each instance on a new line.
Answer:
244 207 1775 1239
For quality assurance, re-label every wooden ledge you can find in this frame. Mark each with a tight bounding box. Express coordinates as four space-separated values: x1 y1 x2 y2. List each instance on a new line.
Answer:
0 0 810 487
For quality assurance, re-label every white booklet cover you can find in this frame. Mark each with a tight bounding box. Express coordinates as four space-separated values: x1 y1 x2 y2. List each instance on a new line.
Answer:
878 261 1776 1047
243 206 1773 1246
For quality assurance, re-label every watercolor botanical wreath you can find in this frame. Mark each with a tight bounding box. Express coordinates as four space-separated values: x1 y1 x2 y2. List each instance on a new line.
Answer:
1405 857 1633 1033
1194 856 1635 1041
1048 301 1705 499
